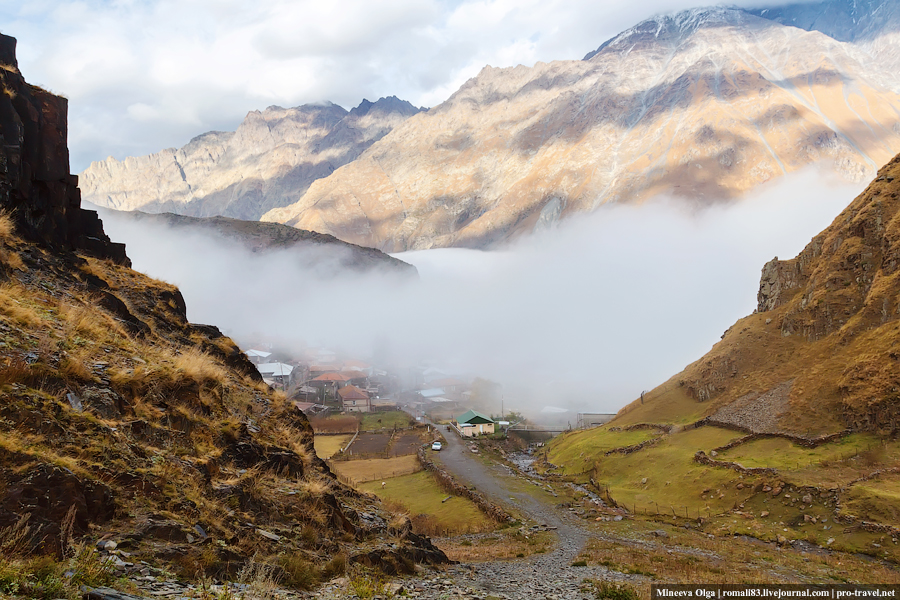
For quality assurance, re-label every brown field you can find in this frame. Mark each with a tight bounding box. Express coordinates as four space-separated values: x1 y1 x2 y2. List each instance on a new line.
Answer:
349 433 391 455
329 455 422 484
309 414 359 434
391 433 424 456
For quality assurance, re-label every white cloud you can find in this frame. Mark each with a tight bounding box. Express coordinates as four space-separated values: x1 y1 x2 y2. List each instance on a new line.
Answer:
94 167 863 417
0 0 818 172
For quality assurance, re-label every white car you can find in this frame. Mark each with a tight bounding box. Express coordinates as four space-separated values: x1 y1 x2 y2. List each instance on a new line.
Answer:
431 441 442 451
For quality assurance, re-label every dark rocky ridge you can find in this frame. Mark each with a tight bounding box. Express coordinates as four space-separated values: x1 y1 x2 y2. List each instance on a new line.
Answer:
0 34 128 265
96 208 418 276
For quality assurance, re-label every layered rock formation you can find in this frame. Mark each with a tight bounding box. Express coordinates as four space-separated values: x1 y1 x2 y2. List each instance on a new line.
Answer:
619 152 900 436
80 97 422 220
0 34 127 265
262 6 900 251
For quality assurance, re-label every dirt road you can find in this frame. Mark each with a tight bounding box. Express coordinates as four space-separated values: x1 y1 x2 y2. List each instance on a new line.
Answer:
413 423 636 599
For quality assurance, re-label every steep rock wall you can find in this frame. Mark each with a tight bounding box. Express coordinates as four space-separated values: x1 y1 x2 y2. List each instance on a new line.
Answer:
0 34 128 265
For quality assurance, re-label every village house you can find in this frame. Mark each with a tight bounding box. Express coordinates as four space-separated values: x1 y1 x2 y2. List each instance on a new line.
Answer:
245 349 272 365
338 385 371 413
454 409 495 437
256 362 294 386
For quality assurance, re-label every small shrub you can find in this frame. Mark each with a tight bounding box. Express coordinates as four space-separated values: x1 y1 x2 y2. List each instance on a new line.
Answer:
299 524 318 547
860 445 886 467
592 580 640 600
572 559 588 567
321 553 346 580
277 553 320 590
237 557 280 600
348 567 393 599
59 350 94 383
67 543 115 588
0 556 67 599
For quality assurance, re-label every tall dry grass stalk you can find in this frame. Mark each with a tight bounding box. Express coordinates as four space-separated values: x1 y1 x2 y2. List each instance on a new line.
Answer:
0 283 43 327
0 212 14 241
173 346 229 384
0 513 31 558
237 554 281 600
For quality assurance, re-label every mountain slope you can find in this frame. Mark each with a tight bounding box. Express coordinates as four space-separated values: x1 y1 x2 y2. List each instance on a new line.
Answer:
0 33 445 591
259 6 900 251
94 208 418 276
80 97 422 220
618 152 900 435
538 155 900 561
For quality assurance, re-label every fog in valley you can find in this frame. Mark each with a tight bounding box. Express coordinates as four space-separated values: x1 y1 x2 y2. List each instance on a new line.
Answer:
94 168 862 417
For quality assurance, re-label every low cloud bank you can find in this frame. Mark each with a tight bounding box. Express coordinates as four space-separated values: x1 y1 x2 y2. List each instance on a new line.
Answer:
96 168 862 416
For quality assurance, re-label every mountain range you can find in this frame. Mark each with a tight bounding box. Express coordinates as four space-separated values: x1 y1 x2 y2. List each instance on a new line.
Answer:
80 97 422 221
82 0 900 251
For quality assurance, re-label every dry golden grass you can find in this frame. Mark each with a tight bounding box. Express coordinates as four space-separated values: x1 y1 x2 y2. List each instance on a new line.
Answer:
300 477 331 496
0 282 44 327
438 528 555 562
0 213 24 270
313 434 352 459
0 248 24 270
173 346 229 383
60 301 127 342
574 523 900 590
331 455 421 483
58 348 95 383
0 430 84 477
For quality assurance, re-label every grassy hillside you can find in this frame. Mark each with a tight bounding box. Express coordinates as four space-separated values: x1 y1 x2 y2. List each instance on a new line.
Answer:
0 212 445 597
542 154 900 566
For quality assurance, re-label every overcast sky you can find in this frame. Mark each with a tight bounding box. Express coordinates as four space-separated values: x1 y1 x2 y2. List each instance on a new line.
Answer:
2 0 797 173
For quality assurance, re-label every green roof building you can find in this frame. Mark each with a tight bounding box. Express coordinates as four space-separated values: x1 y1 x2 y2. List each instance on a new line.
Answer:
455 409 495 437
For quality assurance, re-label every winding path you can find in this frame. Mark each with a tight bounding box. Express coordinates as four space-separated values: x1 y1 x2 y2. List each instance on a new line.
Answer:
409 423 634 599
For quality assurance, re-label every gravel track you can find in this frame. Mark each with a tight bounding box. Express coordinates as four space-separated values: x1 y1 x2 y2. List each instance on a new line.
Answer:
388 425 640 599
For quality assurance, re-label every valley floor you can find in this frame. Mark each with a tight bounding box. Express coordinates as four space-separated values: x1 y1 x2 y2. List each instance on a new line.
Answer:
314 422 900 599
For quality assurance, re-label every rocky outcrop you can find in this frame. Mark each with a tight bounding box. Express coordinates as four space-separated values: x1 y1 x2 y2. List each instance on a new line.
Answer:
260 6 900 251
0 35 128 265
622 152 900 435
80 97 422 221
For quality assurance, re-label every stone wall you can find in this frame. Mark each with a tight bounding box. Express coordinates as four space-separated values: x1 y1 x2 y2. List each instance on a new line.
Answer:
416 448 513 524
693 450 777 475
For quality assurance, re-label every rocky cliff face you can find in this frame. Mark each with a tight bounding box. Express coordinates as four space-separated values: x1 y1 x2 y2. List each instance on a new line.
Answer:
621 152 900 436
0 34 127 265
80 97 422 220
261 5 900 251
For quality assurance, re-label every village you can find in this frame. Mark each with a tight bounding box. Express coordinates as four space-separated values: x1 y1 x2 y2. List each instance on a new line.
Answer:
241 344 617 534
243 345 616 440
